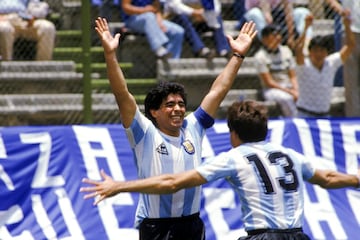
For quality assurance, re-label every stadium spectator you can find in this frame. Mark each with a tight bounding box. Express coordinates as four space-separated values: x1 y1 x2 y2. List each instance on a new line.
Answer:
243 0 313 51
162 0 215 59
325 0 360 117
83 17 257 240
0 0 56 60
295 13 355 117
121 0 184 59
234 0 247 30
163 0 231 58
254 24 298 117
81 99 360 239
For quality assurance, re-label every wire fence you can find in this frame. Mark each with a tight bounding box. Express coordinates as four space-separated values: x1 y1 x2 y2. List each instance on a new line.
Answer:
0 0 350 126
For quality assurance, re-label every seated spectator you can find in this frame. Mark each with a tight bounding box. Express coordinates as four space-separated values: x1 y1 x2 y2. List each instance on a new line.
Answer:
164 0 231 58
92 0 121 22
233 0 247 30
254 24 298 117
243 0 313 51
295 13 355 117
121 0 184 59
0 0 56 61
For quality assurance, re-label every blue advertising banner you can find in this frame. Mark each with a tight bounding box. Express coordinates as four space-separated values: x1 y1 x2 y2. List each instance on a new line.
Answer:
0 118 360 240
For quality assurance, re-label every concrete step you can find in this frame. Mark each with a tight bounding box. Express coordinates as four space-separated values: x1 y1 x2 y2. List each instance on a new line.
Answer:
0 93 144 126
0 61 77 72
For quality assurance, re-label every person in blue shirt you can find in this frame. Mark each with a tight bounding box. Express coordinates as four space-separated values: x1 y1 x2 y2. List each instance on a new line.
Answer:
81 99 360 240
0 0 55 60
121 0 185 59
81 17 257 240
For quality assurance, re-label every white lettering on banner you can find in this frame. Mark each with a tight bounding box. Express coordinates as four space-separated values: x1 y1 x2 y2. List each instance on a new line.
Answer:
202 134 215 159
0 164 14 191
203 188 246 240
73 126 137 239
20 133 65 188
212 122 229 133
340 124 360 174
317 119 335 161
346 190 360 225
31 194 58 239
0 205 24 225
0 227 34 240
55 188 85 239
0 205 35 239
267 120 286 145
293 119 337 170
303 186 347 240
340 124 360 227
0 134 7 158
293 119 316 156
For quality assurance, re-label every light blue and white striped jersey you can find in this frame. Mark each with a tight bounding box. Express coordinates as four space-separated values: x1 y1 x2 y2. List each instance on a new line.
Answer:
197 141 315 231
125 107 211 227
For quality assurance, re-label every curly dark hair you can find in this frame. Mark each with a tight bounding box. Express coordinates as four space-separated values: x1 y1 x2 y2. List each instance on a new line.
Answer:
227 100 268 143
144 81 187 125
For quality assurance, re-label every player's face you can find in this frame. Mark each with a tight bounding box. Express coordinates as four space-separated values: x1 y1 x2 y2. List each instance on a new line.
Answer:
152 93 186 137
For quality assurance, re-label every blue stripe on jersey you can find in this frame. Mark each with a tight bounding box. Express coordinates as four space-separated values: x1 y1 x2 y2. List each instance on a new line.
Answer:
131 117 145 145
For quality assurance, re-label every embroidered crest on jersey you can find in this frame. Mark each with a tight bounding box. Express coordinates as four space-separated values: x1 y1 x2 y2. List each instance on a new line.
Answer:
183 140 195 155
156 143 168 155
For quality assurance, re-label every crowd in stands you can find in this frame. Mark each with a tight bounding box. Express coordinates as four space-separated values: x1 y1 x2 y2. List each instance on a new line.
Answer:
0 0 55 61
0 0 359 117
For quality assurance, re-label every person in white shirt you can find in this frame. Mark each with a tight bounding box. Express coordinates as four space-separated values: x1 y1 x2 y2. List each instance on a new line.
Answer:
325 0 360 117
295 13 355 117
254 24 298 117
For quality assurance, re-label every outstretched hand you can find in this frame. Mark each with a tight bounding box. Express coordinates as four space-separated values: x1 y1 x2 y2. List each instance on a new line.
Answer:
226 21 257 56
80 169 119 205
95 17 121 54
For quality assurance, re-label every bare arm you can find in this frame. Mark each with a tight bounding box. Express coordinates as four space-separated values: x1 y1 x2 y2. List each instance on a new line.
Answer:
200 21 257 117
282 0 295 49
324 0 344 15
295 14 313 65
339 11 355 62
259 0 272 24
80 169 207 205
308 169 360 189
95 17 137 127
288 69 298 101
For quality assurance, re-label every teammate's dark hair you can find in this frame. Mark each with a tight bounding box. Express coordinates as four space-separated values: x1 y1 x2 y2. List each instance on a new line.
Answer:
227 100 268 142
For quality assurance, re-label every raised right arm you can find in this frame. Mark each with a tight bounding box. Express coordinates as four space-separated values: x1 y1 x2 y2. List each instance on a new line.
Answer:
295 14 313 65
95 17 137 127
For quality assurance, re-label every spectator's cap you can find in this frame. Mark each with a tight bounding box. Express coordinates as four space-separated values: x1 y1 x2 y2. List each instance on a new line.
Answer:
261 24 281 38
